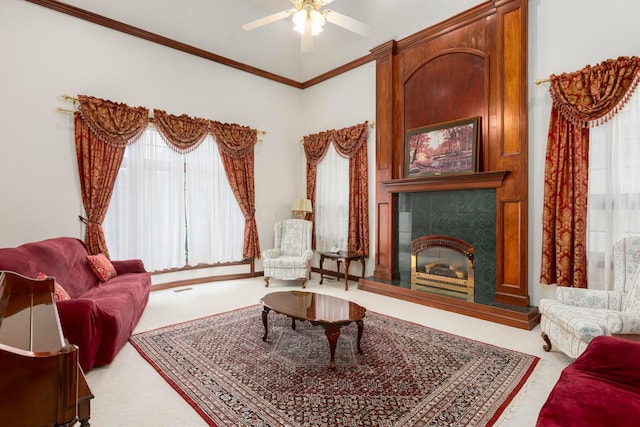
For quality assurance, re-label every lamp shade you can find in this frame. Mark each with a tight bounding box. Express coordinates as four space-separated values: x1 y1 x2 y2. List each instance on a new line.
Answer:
291 198 312 218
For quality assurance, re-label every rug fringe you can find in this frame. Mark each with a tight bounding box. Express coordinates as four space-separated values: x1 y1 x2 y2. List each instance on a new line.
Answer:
493 358 543 426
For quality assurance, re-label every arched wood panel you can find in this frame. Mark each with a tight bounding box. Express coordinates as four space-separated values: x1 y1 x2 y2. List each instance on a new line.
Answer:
404 51 487 136
403 50 489 174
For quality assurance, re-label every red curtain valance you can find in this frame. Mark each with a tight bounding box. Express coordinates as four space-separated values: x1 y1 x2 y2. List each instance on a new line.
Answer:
303 131 334 165
153 109 209 153
332 122 369 157
78 95 149 147
210 121 258 159
549 56 640 128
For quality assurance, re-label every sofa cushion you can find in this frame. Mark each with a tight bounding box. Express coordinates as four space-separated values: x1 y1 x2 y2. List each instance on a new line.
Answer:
36 272 71 301
87 253 117 282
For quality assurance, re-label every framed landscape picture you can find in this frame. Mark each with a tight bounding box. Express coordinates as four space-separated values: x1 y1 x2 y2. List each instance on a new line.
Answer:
405 117 480 177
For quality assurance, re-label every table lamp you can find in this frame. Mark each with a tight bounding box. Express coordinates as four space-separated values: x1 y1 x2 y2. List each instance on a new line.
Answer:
291 198 312 219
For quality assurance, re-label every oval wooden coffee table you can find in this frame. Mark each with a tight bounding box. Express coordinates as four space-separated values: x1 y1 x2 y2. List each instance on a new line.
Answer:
260 291 366 369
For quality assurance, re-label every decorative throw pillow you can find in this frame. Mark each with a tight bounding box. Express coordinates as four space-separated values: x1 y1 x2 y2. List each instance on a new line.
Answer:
36 272 71 301
87 253 117 282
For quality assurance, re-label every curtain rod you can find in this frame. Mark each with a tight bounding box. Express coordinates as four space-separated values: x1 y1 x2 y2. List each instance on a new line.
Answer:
59 94 266 135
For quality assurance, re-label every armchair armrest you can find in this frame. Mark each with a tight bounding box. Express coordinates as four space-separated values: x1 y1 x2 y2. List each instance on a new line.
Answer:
605 312 640 334
111 259 147 275
262 248 281 259
556 287 623 310
302 249 313 261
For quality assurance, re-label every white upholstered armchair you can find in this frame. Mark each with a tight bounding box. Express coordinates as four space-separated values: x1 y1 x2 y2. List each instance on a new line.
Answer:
539 236 640 358
262 219 313 288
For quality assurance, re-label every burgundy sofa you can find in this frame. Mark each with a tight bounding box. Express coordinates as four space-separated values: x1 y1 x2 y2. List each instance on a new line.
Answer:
536 335 640 426
0 237 151 371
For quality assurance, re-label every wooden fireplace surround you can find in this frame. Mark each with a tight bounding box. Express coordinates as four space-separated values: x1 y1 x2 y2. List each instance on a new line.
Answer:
359 0 540 329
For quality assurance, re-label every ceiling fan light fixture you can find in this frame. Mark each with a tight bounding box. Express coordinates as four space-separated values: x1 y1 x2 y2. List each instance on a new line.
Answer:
292 9 325 36
242 0 369 52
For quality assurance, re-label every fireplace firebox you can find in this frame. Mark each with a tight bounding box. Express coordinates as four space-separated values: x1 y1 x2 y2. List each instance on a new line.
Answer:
411 235 474 301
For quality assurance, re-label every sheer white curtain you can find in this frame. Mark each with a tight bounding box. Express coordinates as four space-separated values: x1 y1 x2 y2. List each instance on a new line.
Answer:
105 128 186 271
315 144 349 252
104 130 245 271
587 88 640 289
184 136 244 265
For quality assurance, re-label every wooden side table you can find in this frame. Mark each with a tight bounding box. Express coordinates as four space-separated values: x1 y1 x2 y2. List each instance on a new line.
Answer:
319 251 365 291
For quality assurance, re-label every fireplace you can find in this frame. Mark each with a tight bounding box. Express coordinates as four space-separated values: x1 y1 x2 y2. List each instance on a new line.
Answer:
359 184 540 329
411 235 474 301
394 188 496 304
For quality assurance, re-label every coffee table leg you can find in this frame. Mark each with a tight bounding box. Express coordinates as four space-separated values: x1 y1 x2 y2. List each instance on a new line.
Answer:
324 325 341 369
261 307 271 341
319 254 325 285
356 320 364 354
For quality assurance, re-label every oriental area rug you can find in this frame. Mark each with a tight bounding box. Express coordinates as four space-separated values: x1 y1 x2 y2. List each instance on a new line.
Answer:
129 305 538 427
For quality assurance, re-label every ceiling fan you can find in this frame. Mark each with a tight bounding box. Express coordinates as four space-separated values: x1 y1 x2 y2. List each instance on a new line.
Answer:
242 0 370 52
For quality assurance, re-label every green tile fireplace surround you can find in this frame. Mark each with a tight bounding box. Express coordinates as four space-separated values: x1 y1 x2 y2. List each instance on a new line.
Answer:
396 189 496 304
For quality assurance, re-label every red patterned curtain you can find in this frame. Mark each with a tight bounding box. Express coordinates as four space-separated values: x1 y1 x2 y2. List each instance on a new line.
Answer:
75 95 149 256
303 122 370 256
540 56 640 287
332 122 370 257
210 121 260 259
153 109 209 153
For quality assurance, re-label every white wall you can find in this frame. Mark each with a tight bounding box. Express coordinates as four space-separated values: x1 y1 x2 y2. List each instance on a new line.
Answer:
528 0 640 304
0 0 305 267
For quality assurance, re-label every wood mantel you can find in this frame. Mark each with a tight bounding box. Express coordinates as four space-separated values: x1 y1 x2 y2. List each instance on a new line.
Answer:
382 171 508 193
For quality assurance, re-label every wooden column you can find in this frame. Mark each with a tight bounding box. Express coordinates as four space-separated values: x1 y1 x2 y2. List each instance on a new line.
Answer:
493 0 529 306
371 41 397 281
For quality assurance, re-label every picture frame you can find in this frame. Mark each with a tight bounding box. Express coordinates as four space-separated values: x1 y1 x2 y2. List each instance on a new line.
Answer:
405 116 480 177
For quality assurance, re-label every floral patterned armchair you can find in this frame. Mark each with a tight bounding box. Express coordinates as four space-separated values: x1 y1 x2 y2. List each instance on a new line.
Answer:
540 236 640 358
262 219 313 288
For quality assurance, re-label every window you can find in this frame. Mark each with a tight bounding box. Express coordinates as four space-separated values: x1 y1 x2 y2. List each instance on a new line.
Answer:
103 128 244 272
315 145 349 252
587 89 640 289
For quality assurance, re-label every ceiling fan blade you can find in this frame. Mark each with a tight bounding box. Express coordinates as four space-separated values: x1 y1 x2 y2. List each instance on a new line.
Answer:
242 10 292 31
324 10 370 37
301 24 314 52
